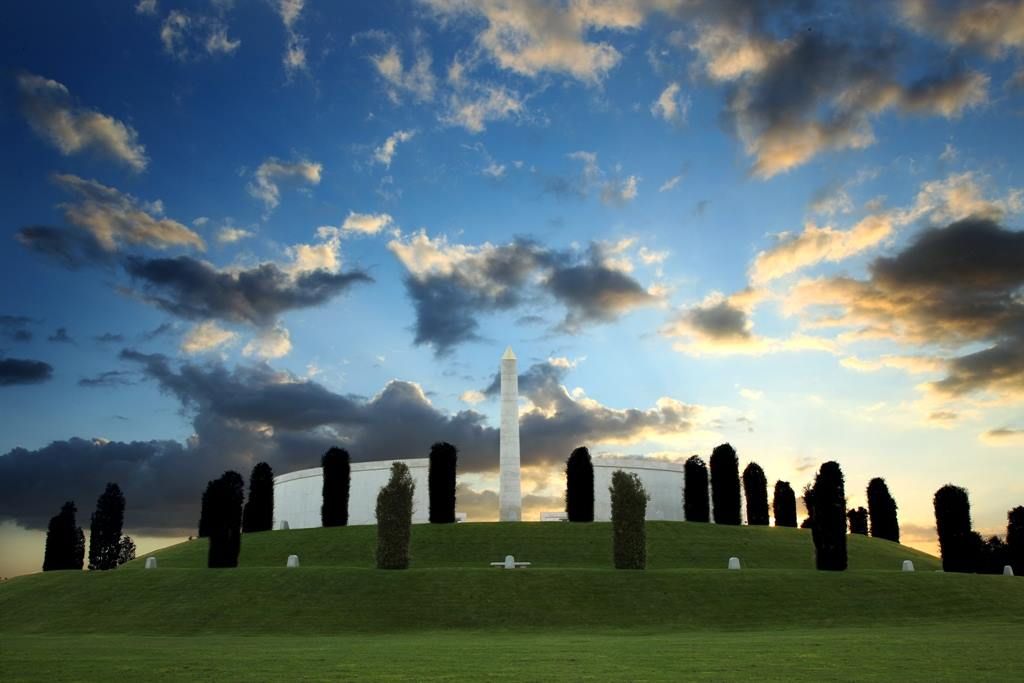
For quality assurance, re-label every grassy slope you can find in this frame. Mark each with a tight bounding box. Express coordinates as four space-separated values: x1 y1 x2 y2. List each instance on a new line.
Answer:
117 521 943 571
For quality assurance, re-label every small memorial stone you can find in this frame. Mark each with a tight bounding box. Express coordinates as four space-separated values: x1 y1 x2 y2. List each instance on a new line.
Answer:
902 560 914 572
728 556 741 570
1005 565 1014 577
278 520 290 531
287 554 300 568
144 557 157 569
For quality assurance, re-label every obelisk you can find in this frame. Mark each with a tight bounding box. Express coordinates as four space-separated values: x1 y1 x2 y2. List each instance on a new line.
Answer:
499 346 522 521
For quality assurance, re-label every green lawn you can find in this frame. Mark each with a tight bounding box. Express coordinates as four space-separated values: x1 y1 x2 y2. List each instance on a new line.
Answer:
2 522 1019 681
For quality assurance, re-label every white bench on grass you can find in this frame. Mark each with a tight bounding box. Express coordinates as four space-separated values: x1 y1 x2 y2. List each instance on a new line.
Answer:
490 555 531 569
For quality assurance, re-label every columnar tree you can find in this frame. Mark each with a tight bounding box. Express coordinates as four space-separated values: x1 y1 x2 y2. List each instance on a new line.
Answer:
773 481 798 528
683 456 709 522
242 462 274 533
847 507 868 535
565 446 594 522
709 443 741 525
42 501 85 571
866 477 900 543
811 461 847 571
321 447 351 527
800 483 815 529
117 536 137 565
742 462 770 525
610 470 648 569
1009 506 1024 576
208 471 245 568
88 483 126 571
934 484 975 573
428 442 458 523
376 462 415 569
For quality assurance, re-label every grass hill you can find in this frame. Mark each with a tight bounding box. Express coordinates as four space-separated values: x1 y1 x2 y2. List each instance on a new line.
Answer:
3 522 1021 681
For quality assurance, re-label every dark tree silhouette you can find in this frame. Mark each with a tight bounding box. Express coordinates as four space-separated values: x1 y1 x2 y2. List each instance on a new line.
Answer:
1009 506 1024 576
610 470 647 569
742 462 770 525
117 536 137 566
976 535 1009 575
208 471 245 569
811 461 847 571
376 462 415 569
42 501 84 571
683 456 709 523
866 477 900 543
242 462 274 533
934 484 975 573
321 447 351 527
88 483 126 571
565 446 595 522
847 507 868 535
772 481 798 528
198 480 214 538
428 442 458 524
709 443 741 525
801 483 815 529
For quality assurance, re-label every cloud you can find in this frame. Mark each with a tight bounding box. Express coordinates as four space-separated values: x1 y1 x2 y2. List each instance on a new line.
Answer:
160 10 241 60
460 390 486 405
276 0 307 74
0 316 34 343
216 226 254 244
78 370 135 388
342 211 394 235
547 151 640 205
135 0 157 15
373 130 415 167
599 175 639 206
650 82 689 124
388 231 659 354
442 84 524 133
180 321 238 354
47 174 205 253
658 175 683 192
900 0 1024 56
840 354 945 374
47 328 74 344
979 427 1024 446
0 358 53 386
786 217 1024 400
247 158 322 211
17 73 149 171
370 45 436 102
691 20 789 81
242 326 292 359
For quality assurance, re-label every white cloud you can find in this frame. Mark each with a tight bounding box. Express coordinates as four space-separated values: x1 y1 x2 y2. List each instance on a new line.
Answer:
160 10 240 60
460 389 486 405
371 45 436 102
638 247 668 265
739 387 763 400
600 175 638 206
17 73 149 172
285 226 343 275
216 226 254 244
650 82 689 124
483 162 506 178
373 129 415 167
277 0 307 75
135 0 157 16
243 326 292 359
342 211 393 235
205 27 241 55
658 174 683 192
442 84 524 133
247 158 322 211
181 321 237 354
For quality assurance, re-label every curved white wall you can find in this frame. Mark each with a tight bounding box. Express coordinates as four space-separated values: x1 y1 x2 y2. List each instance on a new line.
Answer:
592 457 686 522
273 458 430 529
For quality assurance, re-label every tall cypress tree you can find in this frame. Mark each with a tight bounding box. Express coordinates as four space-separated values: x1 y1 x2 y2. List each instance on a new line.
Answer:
88 483 126 571
847 507 868 535
683 456 710 522
800 483 815 529
709 444 741 525
742 462 770 525
811 461 848 571
428 442 458 523
242 462 274 533
321 447 351 527
42 501 84 571
611 470 647 570
867 477 900 543
208 470 245 568
565 446 595 522
1008 506 1024 577
376 462 415 569
934 484 975 573
773 481 798 528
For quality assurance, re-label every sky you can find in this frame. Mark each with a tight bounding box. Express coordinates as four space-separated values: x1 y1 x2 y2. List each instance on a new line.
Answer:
1 0 1023 578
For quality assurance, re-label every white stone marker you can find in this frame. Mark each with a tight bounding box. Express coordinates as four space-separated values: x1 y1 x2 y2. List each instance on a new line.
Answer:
728 557 741 570
490 554 531 569
287 554 300 568
498 346 522 522
902 560 915 572
278 520 290 531
1005 565 1014 576
144 557 157 569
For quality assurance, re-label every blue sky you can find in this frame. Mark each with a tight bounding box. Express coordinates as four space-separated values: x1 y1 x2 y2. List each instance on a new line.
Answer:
2 0 1023 576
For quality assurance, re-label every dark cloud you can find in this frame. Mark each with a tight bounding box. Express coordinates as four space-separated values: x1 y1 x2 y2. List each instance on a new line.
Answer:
544 258 656 333
682 299 751 341
47 328 74 344
78 370 136 388
15 225 112 270
95 333 125 343
930 341 1024 397
141 322 174 341
0 316 34 343
124 255 372 326
0 358 54 386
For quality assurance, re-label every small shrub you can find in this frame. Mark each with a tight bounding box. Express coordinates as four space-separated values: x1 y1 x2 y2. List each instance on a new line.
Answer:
847 507 868 535
772 481 798 528
610 470 648 569
376 462 415 570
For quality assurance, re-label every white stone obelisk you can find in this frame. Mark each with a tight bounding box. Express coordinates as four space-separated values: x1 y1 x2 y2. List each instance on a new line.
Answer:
499 346 522 521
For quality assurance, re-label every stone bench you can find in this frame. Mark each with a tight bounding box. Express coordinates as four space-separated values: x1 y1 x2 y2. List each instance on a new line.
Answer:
490 554 531 569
